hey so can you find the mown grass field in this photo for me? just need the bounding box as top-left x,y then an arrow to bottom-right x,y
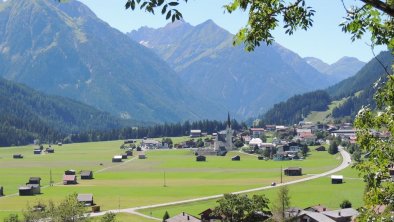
0,140 -> 346,220
139,167 -> 364,220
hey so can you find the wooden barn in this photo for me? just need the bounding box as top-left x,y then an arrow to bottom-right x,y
28,177 -> 41,185
125,150 -> 133,156
121,154 -> 128,159
138,154 -> 146,159
63,175 -> 77,185
112,155 -> 122,162
64,170 -> 76,175
46,148 -> 55,153
331,175 -> 343,184
231,155 -> 241,161
284,167 -> 302,176
19,186 -> 33,196
13,154 -> 23,159
80,171 -> 94,180
0,186 -> 3,196
26,184 -> 40,195
77,194 -> 94,206
315,146 -> 326,151
196,155 -> 206,162
33,149 -> 41,155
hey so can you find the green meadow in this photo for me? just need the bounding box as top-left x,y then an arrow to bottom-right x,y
0,140 -> 351,221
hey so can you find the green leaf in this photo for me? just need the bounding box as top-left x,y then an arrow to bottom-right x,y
166,10 -> 172,20
168,2 -> 179,6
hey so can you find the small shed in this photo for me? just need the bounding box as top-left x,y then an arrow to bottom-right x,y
0,186 -> 3,196
112,155 -> 122,162
29,177 -> 41,185
125,150 -> 133,156
80,171 -> 93,180
138,154 -> 146,159
26,184 -> 40,194
315,146 -> 326,151
231,155 -> 241,161
257,156 -> 265,160
121,154 -> 128,159
77,194 -> 94,206
196,155 -> 206,162
46,148 -> 55,153
331,175 -> 343,184
13,154 -> 23,159
33,149 -> 41,155
19,186 -> 33,196
284,167 -> 302,176
64,170 -> 76,175
63,175 -> 77,185
58,142 -> 63,146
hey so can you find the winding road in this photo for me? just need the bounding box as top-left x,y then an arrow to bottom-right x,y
88,148 -> 352,221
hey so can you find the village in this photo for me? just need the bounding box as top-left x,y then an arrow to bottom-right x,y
1,114 -> 393,222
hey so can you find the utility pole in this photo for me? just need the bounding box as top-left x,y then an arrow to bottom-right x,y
163,171 -> 167,187
49,169 -> 54,187
280,165 -> 283,184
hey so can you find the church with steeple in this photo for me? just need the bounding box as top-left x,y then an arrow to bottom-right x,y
214,112 -> 234,151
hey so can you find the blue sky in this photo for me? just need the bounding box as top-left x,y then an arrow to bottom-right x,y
78,0 -> 386,64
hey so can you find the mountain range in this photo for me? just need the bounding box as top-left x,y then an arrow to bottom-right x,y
305,56 -> 365,83
129,20 -> 364,118
0,0 -> 224,123
0,76 -> 127,146
260,51 -> 393,124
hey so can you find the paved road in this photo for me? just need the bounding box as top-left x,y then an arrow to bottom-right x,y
88,148 -> 352,220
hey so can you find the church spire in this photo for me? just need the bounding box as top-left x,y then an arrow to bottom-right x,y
227,112 -> 231,128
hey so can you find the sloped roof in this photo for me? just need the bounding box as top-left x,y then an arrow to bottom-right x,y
166,212 -> 201,222
300,211 -> 336,222
80,171 -> 92,176
63,175 -> 76,181
322,208 -> 359,218
77,194 -> 93,202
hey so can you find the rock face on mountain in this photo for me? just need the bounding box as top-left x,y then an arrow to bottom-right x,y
129,20 -> 333,118
0,0 -> 224,122
305,56 -> 366,83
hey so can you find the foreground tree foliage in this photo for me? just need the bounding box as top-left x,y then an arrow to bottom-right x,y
21,193 -> 88,222
213,193 -> 270,222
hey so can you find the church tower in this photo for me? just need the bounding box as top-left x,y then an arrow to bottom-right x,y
225,112 -> 234,150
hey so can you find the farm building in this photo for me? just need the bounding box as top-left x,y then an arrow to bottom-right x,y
321,208 -> 359,221
19,186 -> 33,196
77,194 -> 94,206
190,129 -> 202,138
26,184 -> 40,194
250,128 -> 265,138
258,156 -> 265,160
121,154 -> 128,159
64,170 -> 76,175
331,175 -> 343,184
284,167 -> 302,176
196,155 -> 206,162
304,204 -> 329,212
112,155 -> 122,162
315,146 -> 326,151
231,155 -> 240,161
63,175 -> 77,185
165,212 -> 201,222
125,150 -> 133,156
13,154 -> 23,159
28,177 -> 41,185
124,139 -> 136,144
33,149 -> 41,155
0,186 -> 3,196
80,171 -> 93,180
58,142 -> 62,146
141,139 -> 160,149
46,148 -> 55,153
138,154 -> 146,159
